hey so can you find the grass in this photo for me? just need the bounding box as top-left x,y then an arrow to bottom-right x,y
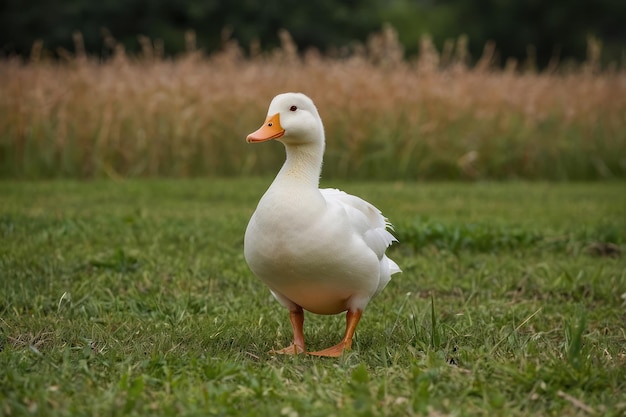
1,28 -> 625,180
1,179 -> 625,416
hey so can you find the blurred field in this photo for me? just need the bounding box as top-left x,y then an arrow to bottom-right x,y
1,28 -> 625,180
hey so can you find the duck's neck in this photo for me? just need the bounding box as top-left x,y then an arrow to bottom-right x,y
272,142 -> 324,190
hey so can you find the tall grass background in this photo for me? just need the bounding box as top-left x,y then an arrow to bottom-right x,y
1,27 -> 625,180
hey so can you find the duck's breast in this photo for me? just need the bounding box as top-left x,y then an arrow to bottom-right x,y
244,195 -> 381,313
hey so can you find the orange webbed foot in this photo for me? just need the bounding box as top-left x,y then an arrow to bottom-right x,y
307,341 -> 350,357
269,343 -> 305,355
308,309 -> 362,357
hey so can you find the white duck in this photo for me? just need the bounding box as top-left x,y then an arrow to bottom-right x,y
244,92 -> 401,357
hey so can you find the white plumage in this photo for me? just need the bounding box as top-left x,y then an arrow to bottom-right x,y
244,92 -> 401,356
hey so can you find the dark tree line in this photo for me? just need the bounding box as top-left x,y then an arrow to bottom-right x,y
1,0 -> 624,67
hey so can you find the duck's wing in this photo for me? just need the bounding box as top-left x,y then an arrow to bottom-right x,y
320,188 -> 398,260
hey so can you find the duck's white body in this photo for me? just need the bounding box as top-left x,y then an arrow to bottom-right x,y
244,93 -> 400,356
246,186 -> 398,315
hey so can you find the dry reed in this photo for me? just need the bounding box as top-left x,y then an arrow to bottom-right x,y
1,27 -> 625,180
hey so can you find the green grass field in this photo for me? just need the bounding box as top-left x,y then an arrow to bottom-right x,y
1,179 -> 625,416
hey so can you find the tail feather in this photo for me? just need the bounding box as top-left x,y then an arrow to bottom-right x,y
387,257 -> 402,275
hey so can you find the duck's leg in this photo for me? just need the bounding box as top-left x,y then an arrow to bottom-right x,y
309,309 -> 362,357
270,306 -> 306,354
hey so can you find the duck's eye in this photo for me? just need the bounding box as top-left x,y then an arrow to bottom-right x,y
289,105 -> 297,112
268,122 -> 273,127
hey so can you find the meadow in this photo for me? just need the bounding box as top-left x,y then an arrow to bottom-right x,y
1,179 -> 625,416
1,28 -> 625,180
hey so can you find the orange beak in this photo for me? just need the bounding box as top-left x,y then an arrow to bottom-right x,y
246,113 -> 285,143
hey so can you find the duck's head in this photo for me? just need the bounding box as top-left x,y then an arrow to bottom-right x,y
246,93 -> 324,146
